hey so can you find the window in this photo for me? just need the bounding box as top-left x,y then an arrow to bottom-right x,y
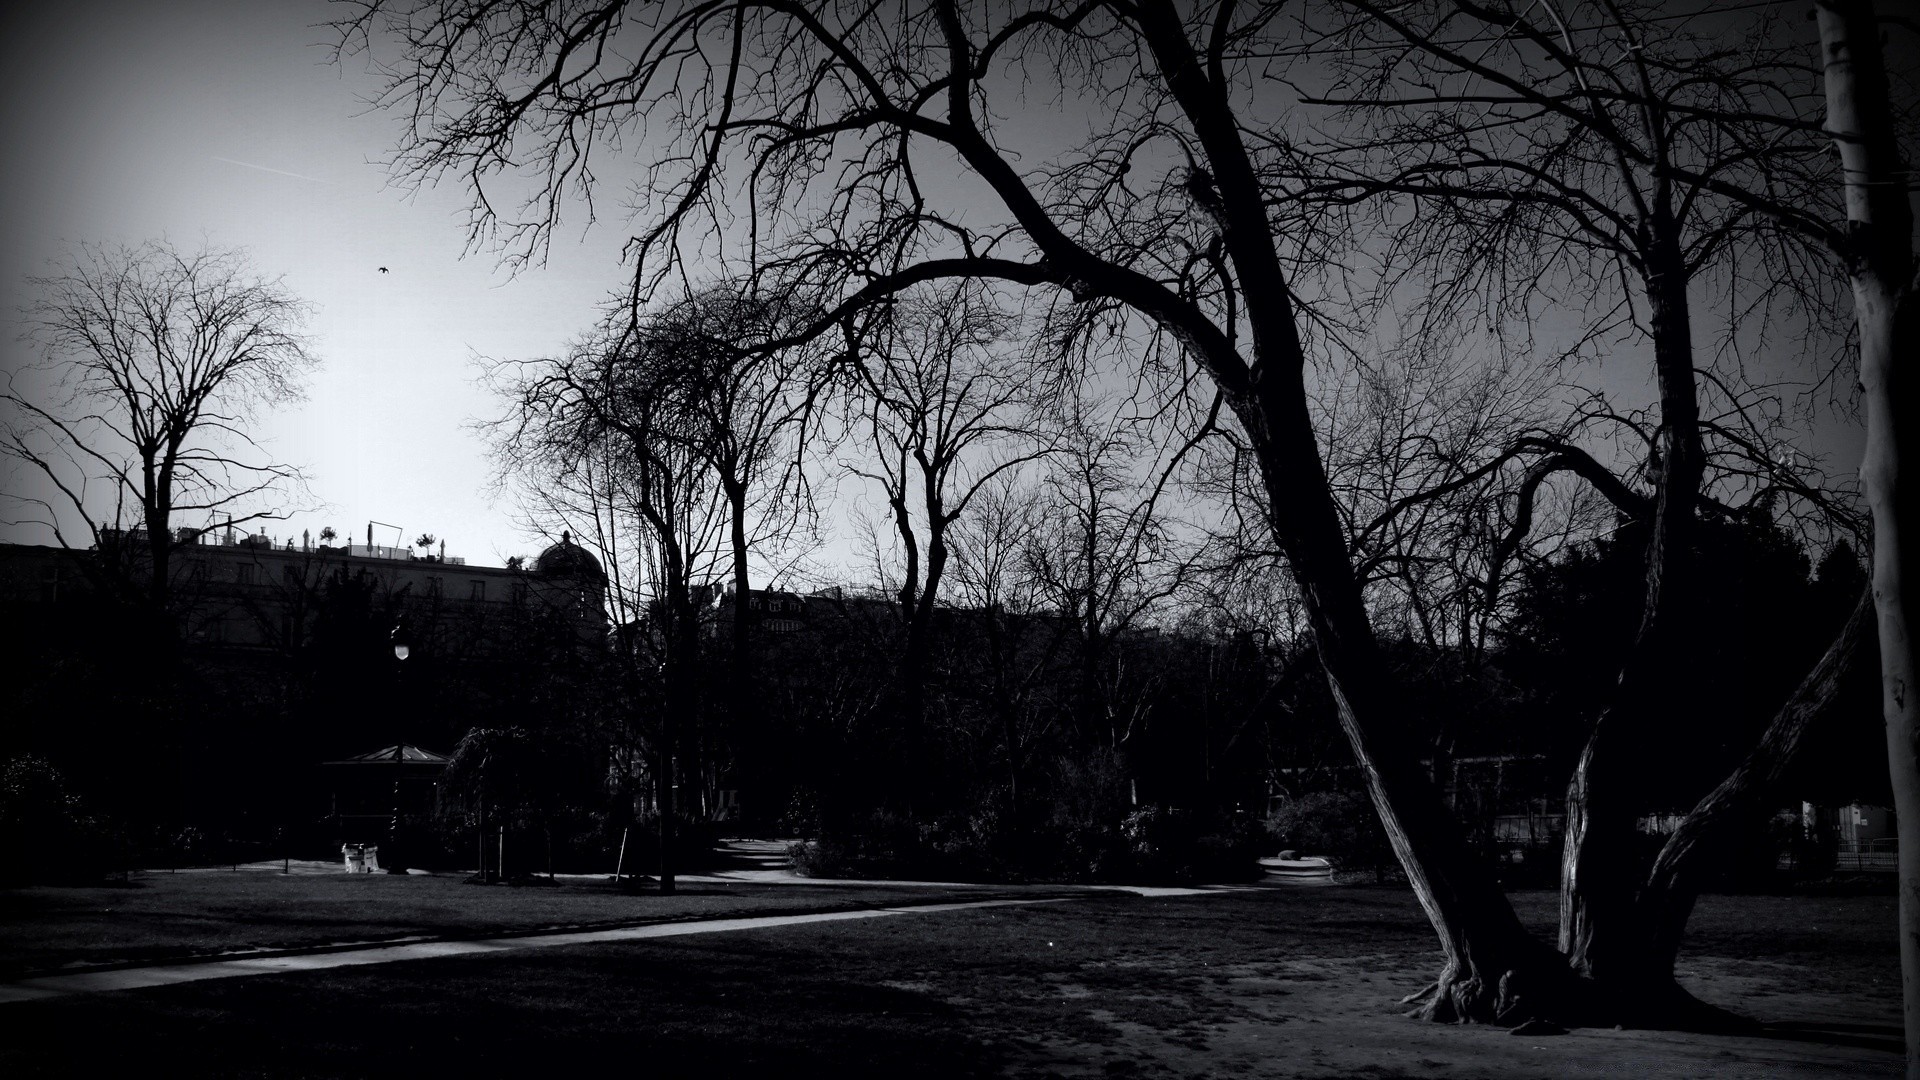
235,564 -> 255,585
283,565 -> 302,586
469,579 -> 486,601
511,583 -> 528,605
427,576 -> 442,596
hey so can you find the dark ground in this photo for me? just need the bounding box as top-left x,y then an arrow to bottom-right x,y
0,869 -> 1026,976
0,877 -> 1899,1078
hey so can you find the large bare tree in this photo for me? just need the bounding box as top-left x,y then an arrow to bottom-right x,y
337,0 -> 1573,1022
3,240 -> 318,616
1299,0 -> 1871,1010
340,0 -> 1881,1025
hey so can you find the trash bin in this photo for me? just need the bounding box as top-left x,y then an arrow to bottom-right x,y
342,844 -> 367,873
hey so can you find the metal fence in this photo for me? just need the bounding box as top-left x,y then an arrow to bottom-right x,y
1833,838 -> 1898,872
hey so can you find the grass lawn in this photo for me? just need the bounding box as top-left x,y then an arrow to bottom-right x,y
0,881 -> 1899,1078
0,870 -> 1034,976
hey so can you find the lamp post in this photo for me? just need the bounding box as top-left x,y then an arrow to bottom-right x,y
387,618 -> 412,873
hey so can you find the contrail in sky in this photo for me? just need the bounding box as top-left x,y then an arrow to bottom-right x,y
211,157 -> 334,184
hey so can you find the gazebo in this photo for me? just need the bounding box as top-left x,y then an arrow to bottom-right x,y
323,744 -> 451,852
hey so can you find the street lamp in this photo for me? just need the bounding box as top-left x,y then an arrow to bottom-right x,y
385,617 -> 413,872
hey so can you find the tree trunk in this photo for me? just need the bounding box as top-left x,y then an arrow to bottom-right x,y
145,511 -> 171,614
657,736 -> 676,893
1558,229 -> 1705,994
727,482 -> 755,822
898,613 -> 932,810
1816,4 -> 1918,1071
658,577 -> 701,896
899,500 -> 950,812
1642,588 -> 1874,976
1251,372 -> 1558,1023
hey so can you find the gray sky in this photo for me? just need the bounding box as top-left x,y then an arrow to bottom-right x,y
0,0 -> 630,566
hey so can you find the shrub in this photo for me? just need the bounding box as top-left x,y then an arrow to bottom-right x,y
784,781 -> 1262,885
1123,804 -> 1265,884
786,839 -> 848,877
1046,751 -> 1131,881
783,814 -> 904,879
774,789 -> 823,838
0,754 -> 111,884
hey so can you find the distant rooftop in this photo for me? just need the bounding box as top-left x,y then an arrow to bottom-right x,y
98,526 -> 472,566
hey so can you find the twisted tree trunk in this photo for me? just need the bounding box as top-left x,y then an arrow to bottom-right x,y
1643,589 -> 1874,976
1247,360 -> 1560,1022
1558,224 -> 1706,996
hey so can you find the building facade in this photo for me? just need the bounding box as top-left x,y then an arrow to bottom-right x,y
0,528 -> 613,860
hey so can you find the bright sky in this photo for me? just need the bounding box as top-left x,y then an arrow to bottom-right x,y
0,0 -> 1869,576
0,0 -> 628,567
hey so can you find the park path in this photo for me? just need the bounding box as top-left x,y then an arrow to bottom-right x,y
689,839 -> 1281,894
0,897 -> 1072,1006
0,840 -> 1288,1007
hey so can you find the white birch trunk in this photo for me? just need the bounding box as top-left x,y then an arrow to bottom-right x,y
1816,3 -> 1918,1073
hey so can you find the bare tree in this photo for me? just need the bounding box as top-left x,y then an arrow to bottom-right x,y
618,283 -> 825,815
1027,392 -> 1205,766
491,313 -> 738,893
1302,0 -> 1876,1011
3,240 -> 318,617
946,471 -> 1062,822
1318,349 -> 1595,663
339,0 -> 1878,1024
340,0 -> 1550,1021
840,283 -> 1049,772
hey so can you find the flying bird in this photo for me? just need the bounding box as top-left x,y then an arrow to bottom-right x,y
377,267 -> 390,274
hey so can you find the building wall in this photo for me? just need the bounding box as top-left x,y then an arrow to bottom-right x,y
0,531 -> 609,654
0,534 -> 615,851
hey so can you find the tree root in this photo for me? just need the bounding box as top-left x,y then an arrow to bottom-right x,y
1402,964 -> 1760,1033
1400,965 -> 1541,1024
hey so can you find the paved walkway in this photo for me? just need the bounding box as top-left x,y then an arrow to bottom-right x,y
189,840 -> 1288,895
163,840 -> 1327,892
1,840 -> 1298,1006
685,840 -> 1258,896
0,897 -> 1072,1006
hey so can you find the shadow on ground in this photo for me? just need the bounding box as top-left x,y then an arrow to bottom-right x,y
3,943 -> 997,1078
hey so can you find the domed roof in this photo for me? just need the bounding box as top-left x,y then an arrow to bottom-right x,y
534,531 -> 605,580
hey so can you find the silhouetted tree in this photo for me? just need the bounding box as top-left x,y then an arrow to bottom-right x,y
3,240 -> 318,619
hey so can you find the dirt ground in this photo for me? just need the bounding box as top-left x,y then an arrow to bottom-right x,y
1003,950 -> 1898,1079
848,889 -> 1902,1079
0,881 -> 1899,1077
